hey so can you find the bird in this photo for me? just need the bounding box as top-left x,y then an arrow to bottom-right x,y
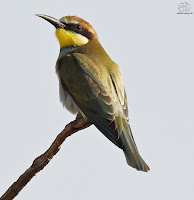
37,14 -> 150,172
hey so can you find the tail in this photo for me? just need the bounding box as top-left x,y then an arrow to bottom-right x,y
120,121 -> 150,172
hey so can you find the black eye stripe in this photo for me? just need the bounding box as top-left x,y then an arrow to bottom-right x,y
65,23 -> 81,31
64,23 -> 93,39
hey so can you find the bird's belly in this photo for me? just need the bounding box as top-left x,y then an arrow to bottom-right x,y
59,84 -> 79,114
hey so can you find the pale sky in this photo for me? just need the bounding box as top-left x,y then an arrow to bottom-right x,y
0,0 -> 194,199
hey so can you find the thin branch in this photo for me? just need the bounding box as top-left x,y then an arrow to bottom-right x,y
0,114 -> 92,200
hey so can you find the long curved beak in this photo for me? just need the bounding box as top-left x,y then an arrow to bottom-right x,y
36,14 -> 66,29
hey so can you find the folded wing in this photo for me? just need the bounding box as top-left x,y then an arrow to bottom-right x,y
59,53 -> 149,171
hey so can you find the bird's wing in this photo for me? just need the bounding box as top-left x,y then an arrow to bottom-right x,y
60,53 -> 123,147
73,53 -> 129,130
59,53 -> 149,171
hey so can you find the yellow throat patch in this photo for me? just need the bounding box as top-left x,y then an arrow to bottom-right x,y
56,28 -> 89,48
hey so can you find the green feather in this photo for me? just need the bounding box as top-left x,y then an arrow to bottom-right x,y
58,39 -> 149,171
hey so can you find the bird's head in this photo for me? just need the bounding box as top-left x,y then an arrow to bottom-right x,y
37,14 -> 97,49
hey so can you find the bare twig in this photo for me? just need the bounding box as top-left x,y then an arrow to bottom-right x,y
0,114 -> 92,200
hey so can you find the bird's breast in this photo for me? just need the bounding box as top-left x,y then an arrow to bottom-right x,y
59,83 -> 79,114
56,55 -> 79,114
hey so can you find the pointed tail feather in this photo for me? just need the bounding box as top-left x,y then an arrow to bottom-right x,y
120,125 -> 150,172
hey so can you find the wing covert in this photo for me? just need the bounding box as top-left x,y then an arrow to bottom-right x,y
59,53 -> 128,148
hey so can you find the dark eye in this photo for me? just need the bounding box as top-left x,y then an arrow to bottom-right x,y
76,24 -> 82,30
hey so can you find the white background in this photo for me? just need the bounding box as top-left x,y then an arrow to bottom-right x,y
0,0 -> 194,199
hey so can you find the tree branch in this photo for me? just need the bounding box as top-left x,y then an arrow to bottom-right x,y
0,114 -> 92,200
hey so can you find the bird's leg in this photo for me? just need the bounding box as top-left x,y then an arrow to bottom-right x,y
76,110 -> 88,120
76,111 -> 83,119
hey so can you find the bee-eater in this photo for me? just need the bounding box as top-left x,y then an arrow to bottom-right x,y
37,14 -> 150,172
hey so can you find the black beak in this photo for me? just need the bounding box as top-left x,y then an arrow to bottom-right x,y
36,14 -> 66,29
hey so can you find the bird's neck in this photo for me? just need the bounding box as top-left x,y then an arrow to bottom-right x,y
58,39 -> 112,65
58,46 -> 79,60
